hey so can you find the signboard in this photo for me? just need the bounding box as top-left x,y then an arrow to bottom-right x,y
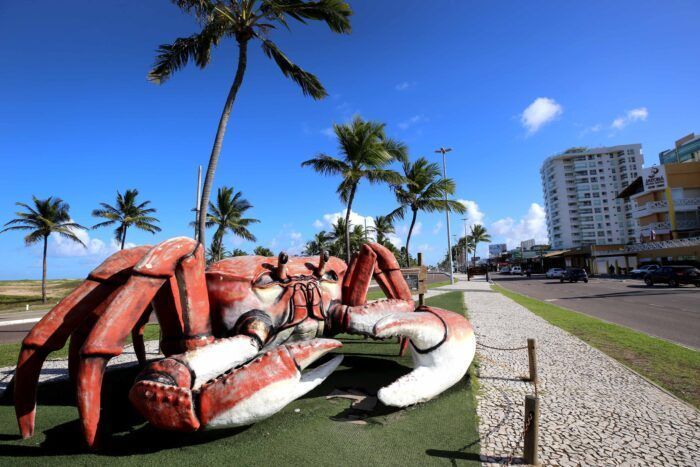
642,166 -> 667,191
401,266 -> 427,294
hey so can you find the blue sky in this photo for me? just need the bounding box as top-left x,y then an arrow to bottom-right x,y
1,0 -> 699,279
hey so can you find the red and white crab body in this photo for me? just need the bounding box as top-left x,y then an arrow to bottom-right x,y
13,237 -> 476,447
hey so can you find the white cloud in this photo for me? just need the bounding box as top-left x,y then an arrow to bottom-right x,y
269,225 -> 306,255
520,97 -> 563,134
312,219 -> 324,229
490,203 -> 548,249
416,243 -> 433,253
395,81 -> 416,91
48,224 -> 132,259
432,221 -> 443,235
611,107 -> 648,130
321,127 -> 335,138
397,114 -> 427,130
317,209 -> 376,234
456,199 -> 485,231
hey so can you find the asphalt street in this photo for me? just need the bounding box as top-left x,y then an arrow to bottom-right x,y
493,274 -> 700,349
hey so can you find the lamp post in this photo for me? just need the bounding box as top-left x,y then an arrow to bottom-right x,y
435,147 -> 454,284
463,217 -> 470,281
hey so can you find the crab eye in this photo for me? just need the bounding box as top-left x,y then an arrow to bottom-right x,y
322,270 -> 338,282
254,273 -> 276,287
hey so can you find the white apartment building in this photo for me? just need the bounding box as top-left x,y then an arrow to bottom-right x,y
541,144 -> 644,249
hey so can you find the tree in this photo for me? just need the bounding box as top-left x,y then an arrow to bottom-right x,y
231,248 -> 248,257
469,224 -> 491,266
326,217 -> 366,259
92,189 -> 161,249
302,117 -> 406,262
303,230 -> 332,255
202,186 -> 258,262
253,246 -> 274,257
388,157 -> 467,266
1,197 -> 87,303
150,1 -> 352,247
370,215 -> 394,246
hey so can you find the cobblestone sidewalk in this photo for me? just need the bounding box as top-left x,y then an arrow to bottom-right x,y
454,277 -> 699,466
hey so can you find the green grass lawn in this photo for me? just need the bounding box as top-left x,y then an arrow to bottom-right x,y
0,292 -> 479,465
366,280 -> 454,301
0,279 -> 83,313
492,284 -> 700,408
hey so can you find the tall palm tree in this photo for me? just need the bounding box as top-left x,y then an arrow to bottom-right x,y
253,246 -> 274,257
92,189 -> 161,249
1,197 -> 86,303
370,215 -> 395,246
203,186 -> 259,262
150,1 -> 352,247
469,224 -> 491,266
388,157 -> 467,267
304,230 -> 331,255
302,117 -> 406,261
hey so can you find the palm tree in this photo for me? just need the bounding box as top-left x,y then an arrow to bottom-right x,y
202,186 -> 259,262
469,224 -> 491,267
253,246 -> 274,257
304,230 -> 331,255
388,157 -> 467,267
370,215 -> 394,246
92,189 -> 161,249
302,117 -> 406,261
150,1 -> 352,247
1,197 -> 87,303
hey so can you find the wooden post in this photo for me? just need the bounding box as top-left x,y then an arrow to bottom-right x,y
527,338 -> 537,382
523,395 -> 540,466
418,252 -> 425,307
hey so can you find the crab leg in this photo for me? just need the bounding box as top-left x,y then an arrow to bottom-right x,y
76,237 -> 213,447
14,245 -> 151,439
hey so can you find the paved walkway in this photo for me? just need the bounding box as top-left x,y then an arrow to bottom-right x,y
451,277 -> 699,466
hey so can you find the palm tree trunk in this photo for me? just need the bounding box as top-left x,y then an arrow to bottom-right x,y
405,209 -> 418,267
344,183 -> 358,262
121,225 -> 127,250
197,40 -> 249,247
41,235 -> 48,303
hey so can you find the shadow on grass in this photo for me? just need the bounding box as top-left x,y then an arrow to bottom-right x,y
0,351 -> 418,457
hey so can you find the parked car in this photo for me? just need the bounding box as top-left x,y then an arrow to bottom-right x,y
560,268 -> 588,283
643,266 -> 700,287
546,268 -> 565,279
630,264 -> 660,279
510,266 -> 523,275
499,266 -> 510,274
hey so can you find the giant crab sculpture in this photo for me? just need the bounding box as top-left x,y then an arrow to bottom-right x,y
14,237 -> 475,448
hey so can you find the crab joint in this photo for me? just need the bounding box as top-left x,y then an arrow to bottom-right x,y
276,252 -> 289,281
315,250 -> 330,277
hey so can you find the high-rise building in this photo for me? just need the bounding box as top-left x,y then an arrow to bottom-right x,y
541,144 -> 644,249
520,239 -> 536,251
659,133 -> 700,165
489,243 -> 507,258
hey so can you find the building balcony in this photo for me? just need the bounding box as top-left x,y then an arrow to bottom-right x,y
633,197 -> 700,217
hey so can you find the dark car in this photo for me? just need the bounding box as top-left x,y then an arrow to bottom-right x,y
560,268 -> 588,283
644,266 -> 700,287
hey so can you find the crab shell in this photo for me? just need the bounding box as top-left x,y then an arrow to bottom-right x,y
205,255 -> 348,340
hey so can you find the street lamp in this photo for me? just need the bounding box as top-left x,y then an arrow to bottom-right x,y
435,147 -> 454,284
462,217 -> 470,281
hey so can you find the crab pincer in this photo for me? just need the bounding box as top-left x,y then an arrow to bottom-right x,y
129,338 -> 343,430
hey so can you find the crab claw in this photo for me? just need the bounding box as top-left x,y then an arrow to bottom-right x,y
344,303 -> 476,407
197,338 -> 343,429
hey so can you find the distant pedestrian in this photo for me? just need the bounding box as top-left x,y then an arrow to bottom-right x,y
608,264 -> 615,277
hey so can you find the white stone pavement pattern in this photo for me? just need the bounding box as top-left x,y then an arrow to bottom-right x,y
448,276 -> 700,466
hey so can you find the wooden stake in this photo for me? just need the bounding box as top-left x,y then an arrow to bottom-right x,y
527,338 -> 537,382
524,395 -> 540,466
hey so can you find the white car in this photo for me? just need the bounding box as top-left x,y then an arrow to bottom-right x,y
546,268 -> 565,279
630,264 -> 660,279
499,266 -> 510,274
511,266 -> 523,275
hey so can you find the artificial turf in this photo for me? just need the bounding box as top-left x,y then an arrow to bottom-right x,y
0,291 -> 479,465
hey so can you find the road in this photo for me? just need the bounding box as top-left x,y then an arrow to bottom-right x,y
492,274 -> 700,349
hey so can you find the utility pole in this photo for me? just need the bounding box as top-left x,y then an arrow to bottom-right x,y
435,147 -> 454,284
194,165 -> 202,240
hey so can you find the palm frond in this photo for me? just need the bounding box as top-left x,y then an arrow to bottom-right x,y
260,39 -> 327,99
